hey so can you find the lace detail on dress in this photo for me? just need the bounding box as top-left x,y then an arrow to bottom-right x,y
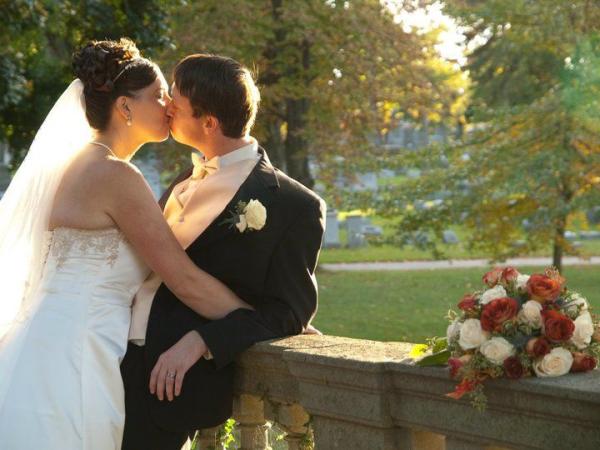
49,227 -> 124,269
41,232 -> 53,268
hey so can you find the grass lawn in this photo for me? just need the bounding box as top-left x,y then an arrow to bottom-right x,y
312,266 -> 600,343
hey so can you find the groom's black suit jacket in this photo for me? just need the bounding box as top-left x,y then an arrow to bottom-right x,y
143,148 -> 325,431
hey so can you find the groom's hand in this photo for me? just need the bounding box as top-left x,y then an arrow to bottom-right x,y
303,324 -> 322,335
149,330 -> 207,401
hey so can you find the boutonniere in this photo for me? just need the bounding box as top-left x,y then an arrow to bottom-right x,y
221,199 -> 267,233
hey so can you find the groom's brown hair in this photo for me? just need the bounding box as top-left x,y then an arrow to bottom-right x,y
173,54 -> 260,138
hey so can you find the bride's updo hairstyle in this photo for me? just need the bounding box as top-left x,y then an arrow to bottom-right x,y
72,38 -> 160,131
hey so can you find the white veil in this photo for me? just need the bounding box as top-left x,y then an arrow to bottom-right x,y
0,79 -> 92,339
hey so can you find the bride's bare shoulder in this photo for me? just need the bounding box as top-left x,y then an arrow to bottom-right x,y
79,148 -> 144,186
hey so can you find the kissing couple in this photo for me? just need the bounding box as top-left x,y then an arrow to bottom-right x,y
0,38 -> 325,450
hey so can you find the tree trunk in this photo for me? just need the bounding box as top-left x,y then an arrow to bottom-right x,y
264,120 -> 286,171
285,97 -> 313,187
258,0 -> 286,170
552,218 -> 566,273
283,38 -> 313,188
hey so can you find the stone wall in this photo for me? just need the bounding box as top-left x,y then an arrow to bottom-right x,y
197,335 -> 600,449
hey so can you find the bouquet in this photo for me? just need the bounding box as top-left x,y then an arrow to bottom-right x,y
415,267 -> 600,409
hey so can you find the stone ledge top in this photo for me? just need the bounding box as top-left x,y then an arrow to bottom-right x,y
240,335 -> 600,401
244,334 -> 414,367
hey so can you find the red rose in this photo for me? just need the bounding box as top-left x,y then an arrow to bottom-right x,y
483,268 -> 504,287
480,297 -> 519,332
503,356 -> 525,379
458,294 -> 478,311
525,337 -> 551,358
543,310 -> 575,342
448,357 -> 463,378
448,354 -> 472,378
571,352 -> 597,373
527,273 -> 564,303
501,267 -> 520,284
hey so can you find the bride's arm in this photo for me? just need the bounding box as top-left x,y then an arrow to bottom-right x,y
101,159 -> 251,318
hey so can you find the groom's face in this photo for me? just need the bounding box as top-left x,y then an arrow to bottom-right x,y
167,83 -> 204,148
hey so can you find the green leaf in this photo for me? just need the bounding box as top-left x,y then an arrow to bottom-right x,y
416,349 -> 451,367
431,336 -> 448,353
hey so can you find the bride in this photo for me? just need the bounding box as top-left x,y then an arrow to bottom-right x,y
0,38 -> 250,449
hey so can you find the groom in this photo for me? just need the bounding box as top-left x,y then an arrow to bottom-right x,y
120,54 -> 326,450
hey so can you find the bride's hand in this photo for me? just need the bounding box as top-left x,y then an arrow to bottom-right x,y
149,331 -> 207,401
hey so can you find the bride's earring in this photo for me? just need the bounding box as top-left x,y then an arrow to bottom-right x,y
126,116 -> 132,127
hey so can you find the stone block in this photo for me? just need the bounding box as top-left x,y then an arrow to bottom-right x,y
312,416 -> 397,450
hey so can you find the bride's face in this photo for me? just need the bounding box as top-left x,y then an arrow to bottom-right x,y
126,73 -> 171,143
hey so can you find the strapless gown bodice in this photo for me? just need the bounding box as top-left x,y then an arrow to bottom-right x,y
40,227 -> 149,305
0,227 -> 150,450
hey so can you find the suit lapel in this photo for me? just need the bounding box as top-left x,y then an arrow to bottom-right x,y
189,147 -> 279,249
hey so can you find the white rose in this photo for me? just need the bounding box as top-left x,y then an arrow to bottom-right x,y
446,319 -> 462,343
236,215 -> 248,232
458,318 -> 490,350
533,347 -> 573,377
516,274 -> 530,291
570,311 -> 594,349
518,300 -> 543,328
564,293 -> 589,316
244,199 -> 267,230
480,337 -> 515,365
480,285 -> 507,305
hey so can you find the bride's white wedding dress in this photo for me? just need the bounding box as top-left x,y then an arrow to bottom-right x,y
0,226 -> 149,449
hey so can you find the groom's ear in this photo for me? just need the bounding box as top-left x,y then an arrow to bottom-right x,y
203,115 -> 221,134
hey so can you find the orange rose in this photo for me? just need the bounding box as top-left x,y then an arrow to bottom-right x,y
483,267 -> 520,288
482,268 -> 504,287
501,267 -> 520,284
527,274 -> 564,302
446,378 -> 482,400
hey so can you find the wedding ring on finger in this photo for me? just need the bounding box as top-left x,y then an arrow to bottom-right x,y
166,371 -> 176,380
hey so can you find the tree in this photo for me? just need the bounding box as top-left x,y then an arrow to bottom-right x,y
159,0 -> 461,189
377,0 -> 600,272
0,0 -> 177,170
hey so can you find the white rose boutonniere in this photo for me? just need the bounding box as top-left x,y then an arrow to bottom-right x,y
244,199 -> 267,230
222,199 -> 267,233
